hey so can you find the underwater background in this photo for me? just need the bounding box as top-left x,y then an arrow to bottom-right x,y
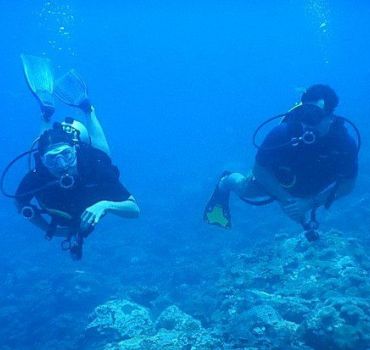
1,1 -> 370,349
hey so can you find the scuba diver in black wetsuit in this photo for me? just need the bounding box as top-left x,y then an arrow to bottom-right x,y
14,123 -> 139,260
204,84 -> 359,241
1,55 -> 139,260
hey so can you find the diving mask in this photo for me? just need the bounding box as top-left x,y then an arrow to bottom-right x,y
42,144 -> 77,170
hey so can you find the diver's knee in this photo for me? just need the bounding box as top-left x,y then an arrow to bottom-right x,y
220,172 -> 247,192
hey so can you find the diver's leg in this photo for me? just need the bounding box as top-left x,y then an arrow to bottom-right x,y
204,172 -> 266,228
219,172 -> 248,197
40,118 -> 51,134
39,101 -> 55,133
83,106 -> 111,156
220,172 -> 267,199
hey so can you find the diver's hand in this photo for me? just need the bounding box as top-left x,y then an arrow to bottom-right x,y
80,201 -> 108,231
280,198 -> 313,223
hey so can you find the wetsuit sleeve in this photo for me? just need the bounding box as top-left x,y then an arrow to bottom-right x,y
109,182 -> 131,201
336,136 -> 358,180
255,124 -> 290,169
100,177 -> 132,202
15,172 -> 39,208
92,149 -> 132,201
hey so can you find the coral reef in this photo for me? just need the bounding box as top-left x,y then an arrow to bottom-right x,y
2,228 -> 370,350
79,229 -> 370,350
211,229 -> 370,349
84,302 -> 221,350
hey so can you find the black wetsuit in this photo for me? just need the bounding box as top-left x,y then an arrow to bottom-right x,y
16,145 -> 131,231
255,118 -> 358,197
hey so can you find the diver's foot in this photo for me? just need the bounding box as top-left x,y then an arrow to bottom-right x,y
203,171 -> 232,229
41,105 -> 55,122
78,98 -> 92,113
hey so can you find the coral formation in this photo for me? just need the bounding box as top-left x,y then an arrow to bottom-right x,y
85,302 -> 221,349
79,229 -> 370,350
2,228 -> 370,350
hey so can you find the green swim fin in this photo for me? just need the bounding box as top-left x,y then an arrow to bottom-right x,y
203,173 -> 231,229
54,69 -> 89,108
21,54 -> 55,120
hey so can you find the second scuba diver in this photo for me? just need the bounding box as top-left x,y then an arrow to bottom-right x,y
2,55 -> 139,260
204,84 -> 359,240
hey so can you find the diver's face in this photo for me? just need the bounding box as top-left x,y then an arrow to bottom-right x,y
42,143 -> 78,177
303,116 -> 333,138
315,115 -> 334,136
304,99 -> 333,137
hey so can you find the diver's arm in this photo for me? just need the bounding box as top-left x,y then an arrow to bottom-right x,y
83,106 -> 111,156
279,178 -> 356,223
312,178 -> 356,207
336,178 -> 356,197
252,165 -> 309,223
29,215 -> 50,232
253,162 -> 293,203
40,119 -> 52,134
103,196 -> 140,218
80,196 -> 140,231
15,173 -> 51,233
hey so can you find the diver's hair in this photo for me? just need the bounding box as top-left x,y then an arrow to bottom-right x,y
38,123 -> 74,155
301,84 -> 339,114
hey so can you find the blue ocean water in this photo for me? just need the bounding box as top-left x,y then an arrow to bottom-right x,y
1,1 -> 370,349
